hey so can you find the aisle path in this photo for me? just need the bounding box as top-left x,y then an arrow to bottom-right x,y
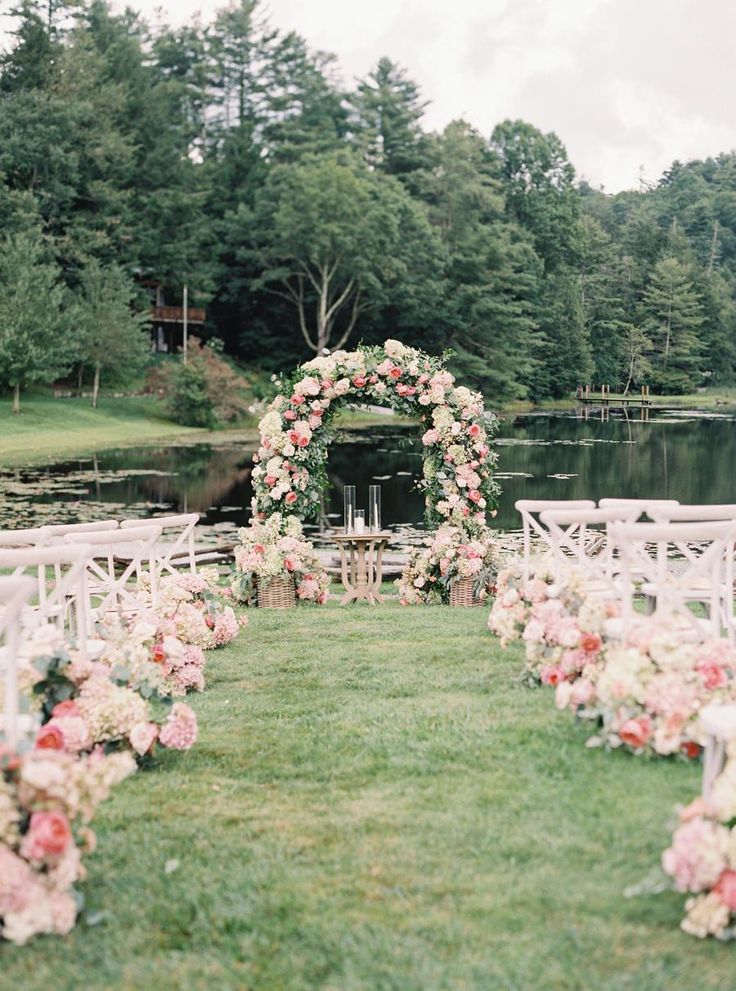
3,602 -> 728,991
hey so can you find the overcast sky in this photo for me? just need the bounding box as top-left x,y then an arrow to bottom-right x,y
115,0 -> 735,191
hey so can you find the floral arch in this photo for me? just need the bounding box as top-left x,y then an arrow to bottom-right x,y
251,340 -> 499,535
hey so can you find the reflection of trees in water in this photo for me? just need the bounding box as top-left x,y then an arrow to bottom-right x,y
495,414 -> 736,529
122,446 -> 253,513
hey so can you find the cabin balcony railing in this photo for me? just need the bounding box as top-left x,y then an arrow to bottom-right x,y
151,305 -> 206,324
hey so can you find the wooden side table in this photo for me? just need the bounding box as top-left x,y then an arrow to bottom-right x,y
332,532 -> 392,605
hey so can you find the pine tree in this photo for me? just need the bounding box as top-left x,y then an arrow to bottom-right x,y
641,257 -> 705,392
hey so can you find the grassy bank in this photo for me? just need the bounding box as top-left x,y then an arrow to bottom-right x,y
1,600 -> 729,991
0,395 -> 212,463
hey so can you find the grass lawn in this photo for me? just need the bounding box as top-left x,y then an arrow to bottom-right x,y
0,395 -> 209,463
1,599 -> 731,991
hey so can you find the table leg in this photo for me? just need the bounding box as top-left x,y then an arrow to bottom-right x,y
339,542 -> 357,604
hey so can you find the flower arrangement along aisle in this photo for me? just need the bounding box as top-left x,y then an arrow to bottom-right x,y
661,741 -> 736,939
230,513 -> 330,605
487,557 -> 736,758
0,741 -> 135,944
137,568 -> 242,651
487,559 -> 615,684
397,525 -> 501,605
21,626 -> 198,762
251,340 -> 498,539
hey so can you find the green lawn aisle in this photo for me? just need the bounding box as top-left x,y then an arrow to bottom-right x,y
2,600 -> 732,991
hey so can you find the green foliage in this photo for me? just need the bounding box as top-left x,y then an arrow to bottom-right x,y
72,260 -> 150,405
0,227 -> 71,411
2,0 -> 736,404
166,362 -> 216,428
159,337 -> 250,426
641,257 -> 705,392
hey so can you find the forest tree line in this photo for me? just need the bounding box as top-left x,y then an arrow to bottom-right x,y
1,0 -> 735,406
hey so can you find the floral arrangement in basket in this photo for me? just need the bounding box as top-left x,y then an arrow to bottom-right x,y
20,626 -> 198,762
0,741 -> 135,944
137,568 -> 243,650
397,525 -> 501,605
230,513 -> 330,606
251,340 -> 498,532
660,742 -> 736,938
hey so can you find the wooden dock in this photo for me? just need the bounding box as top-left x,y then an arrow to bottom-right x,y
576,385 -> 652,407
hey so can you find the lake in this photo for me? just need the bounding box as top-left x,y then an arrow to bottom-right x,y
1,407 -> 733,544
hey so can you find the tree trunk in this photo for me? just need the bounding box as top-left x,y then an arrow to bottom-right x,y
12,383 -> 20,415
92,362 -> 101,409
76,364 -> 84,398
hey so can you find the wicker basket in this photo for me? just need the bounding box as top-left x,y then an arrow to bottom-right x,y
449,577 -> 483,608
257,576 -> 296,609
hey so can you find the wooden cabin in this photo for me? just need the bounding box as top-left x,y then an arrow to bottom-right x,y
143,281 -> 206,353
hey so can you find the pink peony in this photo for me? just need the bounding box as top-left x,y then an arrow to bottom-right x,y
21,811 -> 72,863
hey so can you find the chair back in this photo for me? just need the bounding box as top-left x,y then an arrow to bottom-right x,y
609,519 -> 736,639
63,526 -> 162,618
0,545 -> 92,649
514,500 -> 596,576
0,576 -> 37,749
120,513 -> 199,576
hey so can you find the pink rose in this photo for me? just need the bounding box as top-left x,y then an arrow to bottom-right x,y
580,632 -> 602,654
388,366 -> 402,379
467,423 -> 481,437
696,661 -> 728,690
540,665 -> 565,686
21,811 -> 72,862
619,715 -> 653,749
51,700 -> 79,718
35,724 -> 65,751
714,870 -> 736,909
291,395 -> 305,406
284,409 -> 297,421
298,436 -> 309,448
468,490 -> 481,504
352,375 -> 367,387
285,492 -> 298,505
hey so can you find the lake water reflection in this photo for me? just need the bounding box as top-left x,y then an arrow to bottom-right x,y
1,407 -> 733,539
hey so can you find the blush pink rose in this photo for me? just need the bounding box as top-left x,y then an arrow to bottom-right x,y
34,724 -> 65,751
21,811 -> 72,862
51,700 -> 80,718
619,715 -> 653,749
283,409 -> 297,421
285,492 -> 298,505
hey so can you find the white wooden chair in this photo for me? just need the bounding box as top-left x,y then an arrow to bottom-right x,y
0,545 -> 92,653
515,500 -> 596,577
0,520 -> 120,549
539,505 -> 640,597
699,704 -> 736,797
63,526 -> 162,624
0,576 -> 37,749
598,498 -> 680,520
645,504 -> 736,524
609,520 -> 736,641
120,513 -> 199,577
